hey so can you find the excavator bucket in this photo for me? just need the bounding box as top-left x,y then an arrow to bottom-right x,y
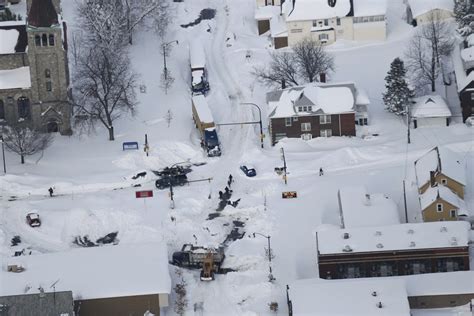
200,252 -> 215,281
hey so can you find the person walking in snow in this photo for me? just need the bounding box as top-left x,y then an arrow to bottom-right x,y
319,168 -> 324,176
218,191 -> 223,200
48,187 -> 54,197
225,186 -> 230,195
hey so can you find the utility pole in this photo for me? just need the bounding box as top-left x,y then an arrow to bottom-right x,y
403,180 -> 408,223
253,232 -> 275,282
144,134 -> 149,157
162,40 -> 178,81
0,135 -> 6,174
406,103 -> 411,144
280,147 -> 287,185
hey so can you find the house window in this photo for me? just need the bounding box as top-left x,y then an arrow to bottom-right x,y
441,178 -> 447,185
17,97 -> 30,119
319,33 -> 329,41
308,106 -> 312,111
35,35 -> 41,46
301,122 -> 311,131
45,69 -> 51,78
41,34 -> 47,46
312,20 -> 317,27
336,17 -> 341,25
450,210 -> 457,218
471,92 -> 474,100
285,117 -> 292,126
324,19 -> 329,26
320,115 -> 331,124
320,129 -> 332,137
0,100 -> 4,119
48,34 -> 55,46
301,133 -> 312,141
436,203 -> 443,212
46,81 -> 52,92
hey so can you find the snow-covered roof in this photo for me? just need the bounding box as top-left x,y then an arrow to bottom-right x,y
453,44 -> 474,92
411,95 -> 451,118
254,5 -> 279,20
284,0 -> 352,22
1,243 -> 171,300
189,40 -> 206,69
288,277 -> 410,316
268,83 -> 356,119
461,46 -> 474,63
414,146 -> 466,188
339,186 -> 400,228
419,185 -> 468,215
353,0 -> 387,17
0,66 -> 31,90
407,0 -> 454,19
399,271 -> 474,297
192,95 -> 214,124
270,11 -> 288,37
467,34 -> 474,47
0,29 -> 19,54
317,221 -> 470,255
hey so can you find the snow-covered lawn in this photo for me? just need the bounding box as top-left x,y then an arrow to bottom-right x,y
1,0 -> 473,315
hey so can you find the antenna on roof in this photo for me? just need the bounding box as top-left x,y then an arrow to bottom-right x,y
50,279 -> 60,304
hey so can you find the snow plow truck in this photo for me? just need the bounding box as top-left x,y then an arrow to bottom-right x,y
192,95 -> 221,157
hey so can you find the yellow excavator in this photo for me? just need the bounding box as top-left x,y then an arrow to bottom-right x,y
200,251 -> 215,281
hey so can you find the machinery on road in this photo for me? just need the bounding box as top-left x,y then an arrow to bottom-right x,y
172,244 -> 225,272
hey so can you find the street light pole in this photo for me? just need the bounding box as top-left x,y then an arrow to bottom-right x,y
281,147 -> 287,185
168,159 -> 190,209
0,135 -> 5,174
253,232 -> 274,281
162,40 -> 178,81
241,102 -> 264,149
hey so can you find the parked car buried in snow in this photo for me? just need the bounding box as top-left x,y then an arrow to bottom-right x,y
240,165 -> 256,177
26,213 -> 41,227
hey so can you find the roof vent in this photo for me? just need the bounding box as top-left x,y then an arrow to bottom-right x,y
343,232 -> 350,239
450,237 -> 458,246
364,194 -> 371,206
375,231 -> 382,236
409,241 -> 416,247
342,245 -> 353,252
372,291 -> 377,297
440,226 -> 448,232
377,302 -> 383,308
376,243 -> 384,249
407,229 -> 414,234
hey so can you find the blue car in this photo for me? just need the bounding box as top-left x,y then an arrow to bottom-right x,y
240,165 -> 256,177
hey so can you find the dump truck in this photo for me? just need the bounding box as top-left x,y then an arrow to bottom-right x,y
192,95 -> 221,157
189,40 -> 210,94
172,244 -> 225,271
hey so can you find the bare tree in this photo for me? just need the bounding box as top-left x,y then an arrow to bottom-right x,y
293,37 -> 335,83
124,0 -> 171,44
253,37 -> 334,88
405,13 -> 454,93
160,68 -> 175,94
73,46 -> 138,141
164,109 -> 173,128
253,51 -> 300,88
2,124 -> 53,164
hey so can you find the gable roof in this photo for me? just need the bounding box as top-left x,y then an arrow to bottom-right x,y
414,146 -> 466,188
407,0 -> 454,19
0,21 -> 27,53
419,185 -> 468,214
453,44 -> 474,92
283,0 -> 353,22
411,95 -> 451,118
268,82 -> 359,119
28,0 -> 58,28
0,291 -> 74,316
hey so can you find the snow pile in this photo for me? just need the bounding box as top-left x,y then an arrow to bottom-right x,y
339,186 -> 400,228
407,0 -> 454,19
1,243 -> 171,300
0,29 -> 19,54
317,221 -> 470,255
0,66 -> 31,89
288,277 -> 410,316
353,0 -> 387,17
411,95 -> 451,118
284,0 -> 352,21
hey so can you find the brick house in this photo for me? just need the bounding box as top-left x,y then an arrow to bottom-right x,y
316,221 -> 471,280
267,82 -> 368,145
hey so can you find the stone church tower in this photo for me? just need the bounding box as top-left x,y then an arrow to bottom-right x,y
26,0 -> 71,134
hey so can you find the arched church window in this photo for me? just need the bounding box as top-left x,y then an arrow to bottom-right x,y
41,34 -> 47,46
35,35 -> 41,46
0,100 -> 4,120
17,97 -> 30,119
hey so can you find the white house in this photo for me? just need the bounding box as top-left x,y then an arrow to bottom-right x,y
405,0 -> 454,26
411,95 -> 452,128
255,0 -> 387,48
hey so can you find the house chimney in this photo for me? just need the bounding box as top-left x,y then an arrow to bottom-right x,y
429,170 -> 437,187
319,73 -> 326,83
364,193 -> 371,205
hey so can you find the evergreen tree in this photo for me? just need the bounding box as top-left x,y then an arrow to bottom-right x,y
454,0 -> 474,37
383,58 -> 413,114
